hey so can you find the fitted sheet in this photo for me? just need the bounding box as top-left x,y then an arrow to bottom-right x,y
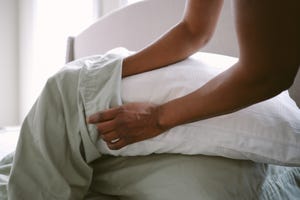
1,151 -> 300,200
89,154 -> 300,200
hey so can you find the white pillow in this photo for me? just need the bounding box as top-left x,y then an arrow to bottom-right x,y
97,52 -> 300,166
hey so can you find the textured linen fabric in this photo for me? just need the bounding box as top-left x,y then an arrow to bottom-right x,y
89,154 -> 300,200
2,152 -> 300,200
98,52 -> 300,166
7,50 -> 124,200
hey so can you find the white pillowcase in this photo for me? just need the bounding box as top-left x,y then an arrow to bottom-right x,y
97,52 -> 300,166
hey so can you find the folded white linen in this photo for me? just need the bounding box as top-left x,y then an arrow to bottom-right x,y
96,50 -> 300,166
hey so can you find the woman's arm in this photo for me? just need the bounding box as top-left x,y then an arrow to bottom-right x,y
122,0 -> 224,77
88,0 -> 300,150
158,0 -> 300,128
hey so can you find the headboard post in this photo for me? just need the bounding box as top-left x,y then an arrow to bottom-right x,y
65,36 -> 75,63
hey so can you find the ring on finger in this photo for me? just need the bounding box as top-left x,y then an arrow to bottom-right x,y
110,138 -> 120,143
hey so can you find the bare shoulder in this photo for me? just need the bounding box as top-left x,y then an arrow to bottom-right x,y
233,0 -> 300,78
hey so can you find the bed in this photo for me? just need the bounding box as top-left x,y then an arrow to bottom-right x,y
1,0 -> 300,199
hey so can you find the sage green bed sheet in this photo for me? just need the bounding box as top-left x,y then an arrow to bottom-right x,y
89,154 -> 300,200
1,153 -> 300,200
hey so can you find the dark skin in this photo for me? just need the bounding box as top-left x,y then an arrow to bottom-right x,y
88,0 -> 300,150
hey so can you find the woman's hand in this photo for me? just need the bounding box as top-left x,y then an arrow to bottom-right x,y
87,102 -> 166,150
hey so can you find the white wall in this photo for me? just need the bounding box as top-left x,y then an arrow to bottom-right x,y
202,0 -> 238,57
0,0 -> 109,126
18,0 -> 95,122
0,0 -> 19,126
121,0 -> 239,57
18,0 -> 36,124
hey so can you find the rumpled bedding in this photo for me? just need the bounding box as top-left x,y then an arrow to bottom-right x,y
1,48 -> 300,199
2,152 -> 300,200
6,50 -> 125,199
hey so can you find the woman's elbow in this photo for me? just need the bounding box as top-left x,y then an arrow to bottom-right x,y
259,71 -> 296,96
273,65 -> 299,93
179,20 -> 213,49
278,73 -> 297,92
237,62 -> 298,100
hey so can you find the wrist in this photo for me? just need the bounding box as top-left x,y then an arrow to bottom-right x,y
156,104 -> 177,131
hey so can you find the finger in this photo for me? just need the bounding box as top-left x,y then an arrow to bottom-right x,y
87,107 -> 120,123
96,120 -> 116,134
107,139 -> 127,150
100,131 -> 119,143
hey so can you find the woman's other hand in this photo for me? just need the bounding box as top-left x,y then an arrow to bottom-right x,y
87,102 -> 165,150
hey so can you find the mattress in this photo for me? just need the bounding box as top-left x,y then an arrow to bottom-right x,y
0,127 -> 19,160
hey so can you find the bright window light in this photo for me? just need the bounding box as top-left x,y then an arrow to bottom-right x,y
35,0 -> 95,74
125,0 -> 142,5
21,0 -> 95,120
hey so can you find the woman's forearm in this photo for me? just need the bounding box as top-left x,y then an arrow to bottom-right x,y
157,62 -> 291,129
121,0 -> 224,77
122,21 -> 209,77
